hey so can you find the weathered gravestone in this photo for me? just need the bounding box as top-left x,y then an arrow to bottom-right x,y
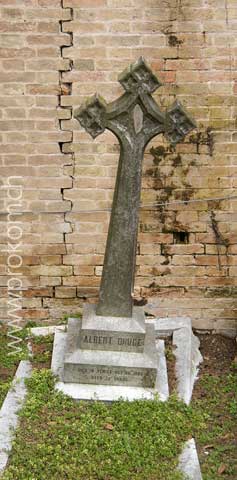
62,58 -> 196,390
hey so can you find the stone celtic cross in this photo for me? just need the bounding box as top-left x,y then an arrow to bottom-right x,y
74,58 -> 196,318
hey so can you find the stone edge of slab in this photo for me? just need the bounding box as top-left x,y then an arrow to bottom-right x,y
149,317 -> 203,405
0,360 -> 32,475
178,438 -> 203,480
31,325 -> 66,336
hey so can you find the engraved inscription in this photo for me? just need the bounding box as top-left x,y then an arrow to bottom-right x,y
64,364 -> 157,388
117,337 -> 144,347
80,332 -> 145,352
83,335 -> 112,346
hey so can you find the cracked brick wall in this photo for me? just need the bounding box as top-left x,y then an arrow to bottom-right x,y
0,0 -> 237,335
0,0 -> 76,322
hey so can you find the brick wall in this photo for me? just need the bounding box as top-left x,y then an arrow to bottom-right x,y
0,0 -> 75,322
1,0 -> 237,335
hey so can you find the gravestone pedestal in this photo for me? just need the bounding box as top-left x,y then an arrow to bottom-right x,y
63,304 -> 158,388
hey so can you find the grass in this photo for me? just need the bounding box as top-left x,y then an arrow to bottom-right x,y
0,324 -> 29,407
30,333 -> 54,367
0,326 -> 236,479
1,369 -> 204,480
192,366 -> 237,480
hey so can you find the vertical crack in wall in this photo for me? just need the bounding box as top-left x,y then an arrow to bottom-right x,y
210,210 -> 229,272
59,1 -> 74,255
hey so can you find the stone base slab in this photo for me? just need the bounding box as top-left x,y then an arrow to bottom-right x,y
49,315 -> 203,403
63,317 -> 158,388
52,331 -> 169,401
79,304 -> 146,353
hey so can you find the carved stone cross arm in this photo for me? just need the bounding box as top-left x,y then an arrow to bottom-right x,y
74,58 -> 196,318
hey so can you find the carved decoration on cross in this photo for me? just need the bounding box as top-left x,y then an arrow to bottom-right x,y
74,57 -> 196,318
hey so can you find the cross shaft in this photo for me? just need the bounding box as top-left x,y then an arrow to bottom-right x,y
75,57 -> 196,317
